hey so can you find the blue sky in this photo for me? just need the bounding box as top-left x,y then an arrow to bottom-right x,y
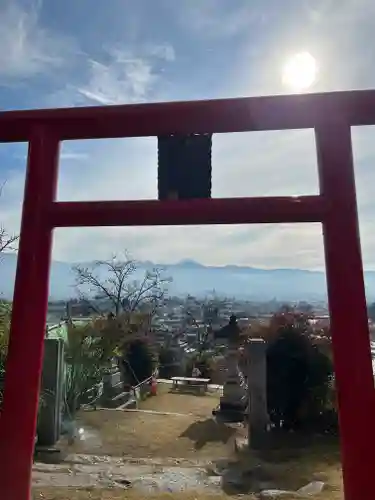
1,0 -> 375,270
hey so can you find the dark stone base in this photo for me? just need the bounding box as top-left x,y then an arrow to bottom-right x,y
34,446 -> 65,464
220,400 -> 247,412
212,403 -> 246,423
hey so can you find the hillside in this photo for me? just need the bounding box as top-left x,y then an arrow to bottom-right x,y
1,253 -> 375,301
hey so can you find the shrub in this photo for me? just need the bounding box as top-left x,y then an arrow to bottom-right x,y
0,301 -> 11,377
63,313 -> 154,413
158,346 -> 179,378
266,311 -> 334,432
123,338 -> 156,384
0,302 -> 11,409
64,321 -> 107,414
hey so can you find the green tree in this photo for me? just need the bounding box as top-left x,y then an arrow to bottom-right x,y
0,301 -> 11,406
158,346 -> 178,378
0,301 -> 11,373
64,321 -> 110,414
123,338 -> 156,385
0,302 -> 46,425
64,312 -> 154,414
266,311 -> 333,431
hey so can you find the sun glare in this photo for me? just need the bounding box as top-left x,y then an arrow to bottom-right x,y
282,52 -> 318,92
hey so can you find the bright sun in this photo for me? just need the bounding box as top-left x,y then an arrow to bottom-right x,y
282,52 -> 318,92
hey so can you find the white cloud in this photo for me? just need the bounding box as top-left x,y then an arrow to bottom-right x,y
76,57 -> 154,105
147,44 -> 175,62
50,128 -> 323,267
14,150 -> 89,162
73,44 -> 175,106
0,1 -> 77,84
60,152 -> 89,161
53,224 -> 325,270
3,0 -> 375,273
173,0 -> 267,39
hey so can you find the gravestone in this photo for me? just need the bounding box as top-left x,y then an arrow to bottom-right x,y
246,338 -> 269,449
100,364 -> 128,408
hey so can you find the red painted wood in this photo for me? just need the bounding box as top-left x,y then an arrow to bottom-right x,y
0,128 -> 59,500
316,122 -> 374,500
49,196 -> 326,227
0,90 -> 375,141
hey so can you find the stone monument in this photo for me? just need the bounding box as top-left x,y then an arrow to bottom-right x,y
246,338 -> 269,449
37,338 -> 65,447
213,316 -> 247,421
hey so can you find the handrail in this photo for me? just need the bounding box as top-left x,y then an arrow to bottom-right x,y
132,369 -> 158,391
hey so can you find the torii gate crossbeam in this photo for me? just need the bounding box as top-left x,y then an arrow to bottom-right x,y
0,91 -> 374,499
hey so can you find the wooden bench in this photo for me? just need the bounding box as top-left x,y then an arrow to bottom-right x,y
171,377 -> 210,393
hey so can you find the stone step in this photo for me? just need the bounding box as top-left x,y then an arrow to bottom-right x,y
104,391 -> 132,409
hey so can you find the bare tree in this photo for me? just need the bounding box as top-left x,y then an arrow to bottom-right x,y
73,251 -> 171,317
0,183 -> 18,256
0,228 -> 18,254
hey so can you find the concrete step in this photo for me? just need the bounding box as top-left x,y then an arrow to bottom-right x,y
105,391 -> 132,409
118,397 -> 137,410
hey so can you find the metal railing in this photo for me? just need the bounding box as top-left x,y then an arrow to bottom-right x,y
131,370 -> 158,401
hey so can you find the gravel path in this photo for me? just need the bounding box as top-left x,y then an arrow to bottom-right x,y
33,455 -> 224,494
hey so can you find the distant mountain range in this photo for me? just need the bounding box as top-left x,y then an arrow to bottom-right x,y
1,253 -> 375,302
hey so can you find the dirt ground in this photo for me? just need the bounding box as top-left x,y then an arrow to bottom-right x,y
67,386 -> 241,459
33,489 -> 240,500
33,488 -> 341,500
33,384 -> 344,499
73,410 -> 241,459
140,384 -> 221,416
234,441 -> 343,499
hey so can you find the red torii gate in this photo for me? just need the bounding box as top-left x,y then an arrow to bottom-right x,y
0,91 -> 374,499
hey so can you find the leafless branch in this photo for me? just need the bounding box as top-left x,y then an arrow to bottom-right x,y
0,228 -> 18,254
0,182 -> 19,256
73,288 -> 102,316
73,251 -> 171,317
124,267 -> 171,313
